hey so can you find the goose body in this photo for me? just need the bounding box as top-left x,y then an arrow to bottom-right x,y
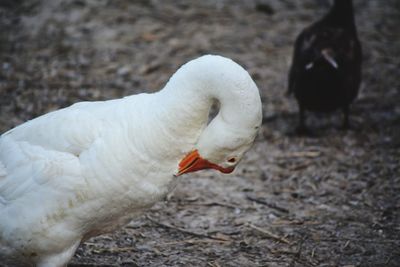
0,55 -> 262,266
288,0 -> 362,131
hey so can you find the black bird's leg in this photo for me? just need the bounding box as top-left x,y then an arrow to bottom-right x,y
296,103 -> 309,134
342,105 -> 350,129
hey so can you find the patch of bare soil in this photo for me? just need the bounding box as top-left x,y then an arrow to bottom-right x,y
1,0 -> 399,266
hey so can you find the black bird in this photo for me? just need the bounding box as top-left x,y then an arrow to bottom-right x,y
288,0 -> 362,133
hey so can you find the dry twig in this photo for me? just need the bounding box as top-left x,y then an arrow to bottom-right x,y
146,215 -> 230,241
207,261 -> 222,267
156,238 -> 230,246
190,201 -> 240,210
316,237 -> 400,244
278,151 -> 321,158
246,223 -> 290,244
246,195 -> 289,213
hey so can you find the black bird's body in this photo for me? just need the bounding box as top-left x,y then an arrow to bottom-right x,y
288,0 -> 362,131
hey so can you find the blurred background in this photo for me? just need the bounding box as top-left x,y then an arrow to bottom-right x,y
0,0 -> 399,266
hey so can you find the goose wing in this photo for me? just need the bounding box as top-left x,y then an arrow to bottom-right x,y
0,102 -> 106,204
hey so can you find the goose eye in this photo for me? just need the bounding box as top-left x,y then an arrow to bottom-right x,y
228,157 -> 236,163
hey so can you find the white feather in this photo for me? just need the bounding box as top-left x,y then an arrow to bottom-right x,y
0,55 -> 262,266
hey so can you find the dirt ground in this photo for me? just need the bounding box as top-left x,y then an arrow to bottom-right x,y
1,0 -> 399,266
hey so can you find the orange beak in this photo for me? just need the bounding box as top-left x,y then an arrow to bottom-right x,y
177,149 -> 235,176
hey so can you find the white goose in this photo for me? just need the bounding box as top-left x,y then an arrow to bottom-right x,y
0,55 -> 262,266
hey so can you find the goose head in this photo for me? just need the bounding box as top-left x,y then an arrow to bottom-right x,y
177,119 -> 260,175
175,55 -> 262,176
